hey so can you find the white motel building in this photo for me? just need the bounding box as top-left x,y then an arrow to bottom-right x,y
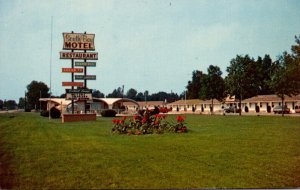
40,94 -> 300,115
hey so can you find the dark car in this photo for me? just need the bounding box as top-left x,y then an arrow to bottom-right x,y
223,106 -> 241,113
273,105 -> 290,114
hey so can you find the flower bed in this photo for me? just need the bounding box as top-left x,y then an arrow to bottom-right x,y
111,110 -> 187,135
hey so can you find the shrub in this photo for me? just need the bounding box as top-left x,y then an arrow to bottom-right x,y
112,110 -> 188,135
25,108 -> 31,112
50,107 -> 61,119
101,109 -> 117,117
40,110 -> 49,117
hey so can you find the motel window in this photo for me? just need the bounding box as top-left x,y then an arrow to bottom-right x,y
260,103 -> 262,108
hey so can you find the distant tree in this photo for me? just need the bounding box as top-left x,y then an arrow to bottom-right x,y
92,90 -> 105,98
167,92 -> 179,103
0,99 -> 3,109
144,91 -> 149,102
18,97 -> 25,109
290,35 -> 300,91
26,81 -> 50,110
4,100 -> 17,110
148,91 -> 166,101
199,65 -> 225,114
106,87 -> 123,98
259,55 -> 275,95
59,93 -> 66,98
136,92 -> 145,101
225,55 -> 256,115
126,88 -> 138,100
186,70 -> 206,99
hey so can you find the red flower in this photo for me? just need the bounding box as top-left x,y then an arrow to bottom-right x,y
177,115 -> 185,123
112,119 -> 119,124
133,115 -> 140,120
155,114 -> 161,119
142,117 -> 147,123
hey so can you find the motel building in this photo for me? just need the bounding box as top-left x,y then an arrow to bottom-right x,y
40,94 -> 300,116
166,95 -> 300,114
241,94 -> 300,113
39,98 -> 139,115
167,99 -> 224,114
123,101 -> 167,111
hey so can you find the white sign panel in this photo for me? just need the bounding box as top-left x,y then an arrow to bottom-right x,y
63,33 -> 95,50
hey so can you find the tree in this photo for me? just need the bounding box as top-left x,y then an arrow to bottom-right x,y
92,90 -> 105,98
26,81 -> 50,110
0,99 -> 3,110
4,100 -> 17,110
270,51 -> 300,116
136,92 -> 145,101
199,65 -> 225,114
225,55 -> 256,115
186,70 -> 206,99
290,35 -> 300,91
106,87 -> 123,98
269,35 -> 300,116
259,55 -> 275,95
126,88 -> 138,100
18,97 -> 25,109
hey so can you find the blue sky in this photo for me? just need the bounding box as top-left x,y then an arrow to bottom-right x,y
1,0 -> 300,101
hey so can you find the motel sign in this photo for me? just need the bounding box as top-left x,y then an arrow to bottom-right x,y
63,33 -> 95,50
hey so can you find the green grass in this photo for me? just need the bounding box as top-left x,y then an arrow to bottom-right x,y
0,112 -> 300,189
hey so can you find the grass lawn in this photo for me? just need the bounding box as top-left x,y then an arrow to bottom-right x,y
0,112 -> 300,189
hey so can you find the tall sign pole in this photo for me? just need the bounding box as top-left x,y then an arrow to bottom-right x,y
49,16 -> 53,120
60,32 -> 98,118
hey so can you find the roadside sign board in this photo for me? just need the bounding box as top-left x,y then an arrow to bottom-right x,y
60,52 -> 98,60
62,68 -> 83,73
63,33 -> 95,50
75,75 -> 96,80
75,62 -> 96,67
66,93 -> 92,100
62,82 -> 84,87
66,89 -> 92,94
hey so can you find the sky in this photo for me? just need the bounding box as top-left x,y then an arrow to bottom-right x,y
1,0 -> 300,101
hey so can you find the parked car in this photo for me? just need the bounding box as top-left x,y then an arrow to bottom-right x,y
223,106 -> 241,113
273,105 -> 290,114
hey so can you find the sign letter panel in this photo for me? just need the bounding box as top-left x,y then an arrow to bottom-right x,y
60,52 -> 98,60
63,33 -> 95,50
62,82 -> 84,87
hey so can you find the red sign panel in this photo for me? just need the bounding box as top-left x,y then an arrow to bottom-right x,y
62,82 -> 84,87
62,68 -> 83,73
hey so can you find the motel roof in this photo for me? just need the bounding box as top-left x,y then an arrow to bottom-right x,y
167,99 -> 222,106
242,94 -> 300,103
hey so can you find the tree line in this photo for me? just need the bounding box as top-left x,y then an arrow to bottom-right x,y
14,82 -> 181,111
103,87 -> 180,102
186,35 -> 300,114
